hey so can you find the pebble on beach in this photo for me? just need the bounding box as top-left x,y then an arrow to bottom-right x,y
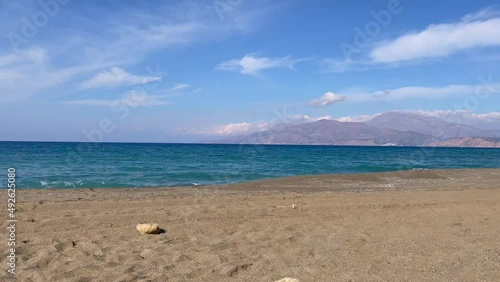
274,278 -> 300,282
136,223 -> 160,235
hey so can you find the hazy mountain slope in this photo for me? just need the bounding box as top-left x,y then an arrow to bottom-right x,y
430,137 -> 500,148
366,112 -> 498,140
210,112 -> 500,147
217,119 -> 433,146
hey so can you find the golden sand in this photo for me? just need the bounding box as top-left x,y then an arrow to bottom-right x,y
1,169 -> 499,281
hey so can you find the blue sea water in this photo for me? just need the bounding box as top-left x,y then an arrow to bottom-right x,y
0,141 -> 499,189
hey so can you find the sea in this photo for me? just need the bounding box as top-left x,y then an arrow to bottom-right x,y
0,141 -> 499,189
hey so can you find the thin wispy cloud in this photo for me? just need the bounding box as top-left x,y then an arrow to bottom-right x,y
217,55 -> 304,75
63,90 -> 170,107
166,83 -> 190,92
340,81 -> 500,103
59,1 -> 275,68
0,1 -> 277,102
0,48 -> 46,67
80,67 -> 162,89
0,48 -> 110,103
0,48 -> 46,81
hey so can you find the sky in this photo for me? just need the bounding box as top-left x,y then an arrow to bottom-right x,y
1,0 -> 500,142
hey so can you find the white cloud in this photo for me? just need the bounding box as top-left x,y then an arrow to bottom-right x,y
80,67 -> 162,89
0,1 -> 278,102
63,90 -> 170,107
184,114 -> 339,136
211,122 -> 253,135
343,80 -> 500,102
217,55 -> 299,75
309,91 -> 346,107
167,83 -> 189,91
370,9 -> 500,63
336,114 -> 380,123
186,122 -> 270,136
288,114 -> 334,123
0,48 -> 109,103
408,110 -> 500,130
324,8 -> 500,72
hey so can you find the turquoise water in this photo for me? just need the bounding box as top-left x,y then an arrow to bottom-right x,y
0,142 -> 499,188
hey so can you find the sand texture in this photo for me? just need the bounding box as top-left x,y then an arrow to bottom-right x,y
1,169 -> 500,281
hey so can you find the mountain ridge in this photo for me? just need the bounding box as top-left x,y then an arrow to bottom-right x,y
211,112 -> 500,148
366,112 -> 499,140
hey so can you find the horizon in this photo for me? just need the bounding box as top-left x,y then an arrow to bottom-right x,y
3,140 -> 498,147
2,0 -> 500,143
0,108 -> 500,143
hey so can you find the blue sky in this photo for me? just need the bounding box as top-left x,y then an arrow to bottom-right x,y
1,0 -> 500,142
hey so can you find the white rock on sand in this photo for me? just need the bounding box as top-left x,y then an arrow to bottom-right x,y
136,223 -> 160,235
139,249 -> 153,259
274,278 -> 300,282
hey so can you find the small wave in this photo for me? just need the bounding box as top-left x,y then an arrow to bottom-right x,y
63,181 -> 84,187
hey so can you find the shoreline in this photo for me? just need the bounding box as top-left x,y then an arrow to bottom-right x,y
10,167 -> 500,192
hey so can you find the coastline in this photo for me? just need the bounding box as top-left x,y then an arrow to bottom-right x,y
10,167 -> 500,192
1,168 -> 499,281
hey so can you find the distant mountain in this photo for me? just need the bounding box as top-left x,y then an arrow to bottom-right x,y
209,111 -> 500,147
216,119 -> 433,146
430,137 -> 500,148
366,112 -> 499,140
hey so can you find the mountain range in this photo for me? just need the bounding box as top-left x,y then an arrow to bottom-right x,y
213,112 -> 500,147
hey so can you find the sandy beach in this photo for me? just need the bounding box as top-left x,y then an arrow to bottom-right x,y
1,169 -> 500,281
